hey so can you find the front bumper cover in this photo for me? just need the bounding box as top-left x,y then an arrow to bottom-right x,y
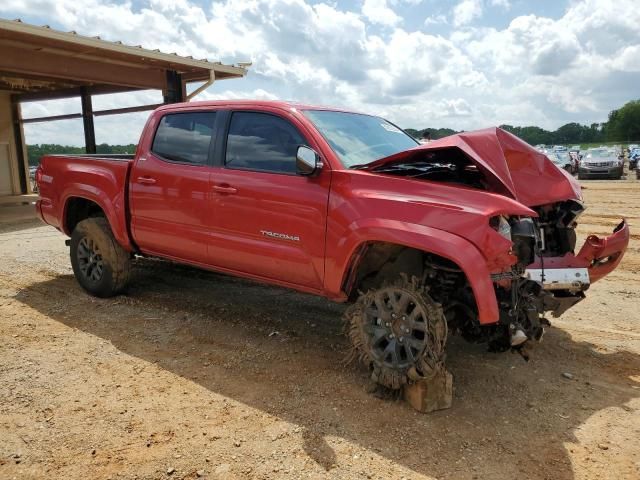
528,219 -> 630,284
578,165 -> 623,178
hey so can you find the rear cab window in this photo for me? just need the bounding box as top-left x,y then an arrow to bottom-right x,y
225,111 -> 305,174
152,112 -> 217,165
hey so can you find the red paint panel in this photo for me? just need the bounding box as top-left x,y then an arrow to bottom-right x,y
129,153 -> 212,263
36,155 -> 133,250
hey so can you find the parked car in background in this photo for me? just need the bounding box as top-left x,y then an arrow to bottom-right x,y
569,150 -> 580,166
630,148 -> 640,170
578,148 -> 624,180
547,151 -> 576,174
29,165 -> 38,193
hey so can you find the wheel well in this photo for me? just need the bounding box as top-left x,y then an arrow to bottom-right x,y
343,242 -> 466,300
65,197 -> 106,233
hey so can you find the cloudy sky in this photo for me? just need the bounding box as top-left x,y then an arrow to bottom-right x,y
2,0 -> 639,146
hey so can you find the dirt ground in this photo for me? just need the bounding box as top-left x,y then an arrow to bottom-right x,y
1,175 -> 639,480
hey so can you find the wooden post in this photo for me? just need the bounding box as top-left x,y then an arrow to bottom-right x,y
80,87 -> 96,154
163,70 -> 185,104
403,369 -> 453,413
9,95 -> 28,194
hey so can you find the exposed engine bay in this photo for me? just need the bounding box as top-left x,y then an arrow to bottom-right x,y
371,149 -> 488,189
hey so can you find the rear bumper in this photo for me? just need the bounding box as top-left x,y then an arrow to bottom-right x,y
35,199 -> 44,223
35,197 -> 59,229
528,220 -> 630,284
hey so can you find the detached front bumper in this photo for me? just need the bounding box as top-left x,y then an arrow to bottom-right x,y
521,220 -> 629,317
527,219 -> 630,286
576,220 -> 630,282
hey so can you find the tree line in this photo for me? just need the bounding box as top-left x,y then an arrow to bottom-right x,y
407,99 -> 640,145
27,143 -> 137,165
26,100 -> 640,165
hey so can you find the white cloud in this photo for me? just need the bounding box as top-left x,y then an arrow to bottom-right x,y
2,0 -> 640,144
611,45 -> 640,72
362,0 -> 402,27
424,14 -> 447,26
452,0 -> 482,27
490,0 -> 510,8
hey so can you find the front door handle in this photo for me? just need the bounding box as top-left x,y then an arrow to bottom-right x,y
137,176 -> 157,185
212,184 -> 238,194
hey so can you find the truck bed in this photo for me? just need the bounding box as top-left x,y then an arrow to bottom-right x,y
37,153 -> 134,249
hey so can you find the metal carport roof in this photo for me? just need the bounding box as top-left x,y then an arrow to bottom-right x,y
0,18 -> 249,195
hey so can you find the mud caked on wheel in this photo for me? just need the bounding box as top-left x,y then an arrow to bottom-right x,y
346,275 -> 447,390
70,217 -> 131,297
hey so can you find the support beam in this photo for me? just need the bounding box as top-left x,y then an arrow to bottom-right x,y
15,84 -> 145,103
9,96 -> 28,194
20,103 -> 163,124
81,87 -> 96,154
93,103 -> 163,117
21,113 -> 83,124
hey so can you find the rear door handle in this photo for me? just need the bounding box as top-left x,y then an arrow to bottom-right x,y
137,176 -> 157,185
213,184 -> 238,194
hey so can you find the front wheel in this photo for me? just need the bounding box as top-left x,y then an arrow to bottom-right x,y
70,217 -> 131,297
345,275 -> 447,389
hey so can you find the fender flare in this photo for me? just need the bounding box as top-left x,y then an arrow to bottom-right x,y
61,185 -> 133,251
329,219 -> 499,325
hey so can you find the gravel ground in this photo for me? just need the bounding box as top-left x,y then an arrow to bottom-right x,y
1,176 -> 639,480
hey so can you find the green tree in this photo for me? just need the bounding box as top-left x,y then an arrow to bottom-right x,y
27,143 -> 137,166
606,100 -> 640,142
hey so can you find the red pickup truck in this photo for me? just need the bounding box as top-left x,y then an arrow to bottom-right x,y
36,100 -> 629,390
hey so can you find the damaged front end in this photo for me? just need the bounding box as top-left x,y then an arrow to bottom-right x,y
436,201 -> 629,356
487,200 -> 628,354
367,127 -> 630,355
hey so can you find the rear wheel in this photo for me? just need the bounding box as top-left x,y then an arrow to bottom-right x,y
345,275 -> 447,389
70,217 -> 131,297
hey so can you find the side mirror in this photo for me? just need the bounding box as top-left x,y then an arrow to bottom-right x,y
296,145 -> 322,176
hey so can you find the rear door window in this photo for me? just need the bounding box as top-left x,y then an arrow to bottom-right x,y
225,112 -> 305,174
152,112 -> 216,165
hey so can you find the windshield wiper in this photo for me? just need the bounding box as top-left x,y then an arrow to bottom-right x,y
349,163 -> 374,170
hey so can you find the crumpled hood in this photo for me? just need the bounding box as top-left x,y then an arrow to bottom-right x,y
365,127 -> 583,207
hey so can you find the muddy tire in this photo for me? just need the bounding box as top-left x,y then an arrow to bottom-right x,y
345,275 -> 447,390
70,217 -> 131,297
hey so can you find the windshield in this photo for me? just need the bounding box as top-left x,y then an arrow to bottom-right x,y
547,152 -> 565,165
303,110 -> 418,168
587,149 -> 609,158
547,153 -> 561,164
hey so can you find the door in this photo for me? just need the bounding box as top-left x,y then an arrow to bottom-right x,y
129,111 -> 217,263
207,110 -> 330,290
